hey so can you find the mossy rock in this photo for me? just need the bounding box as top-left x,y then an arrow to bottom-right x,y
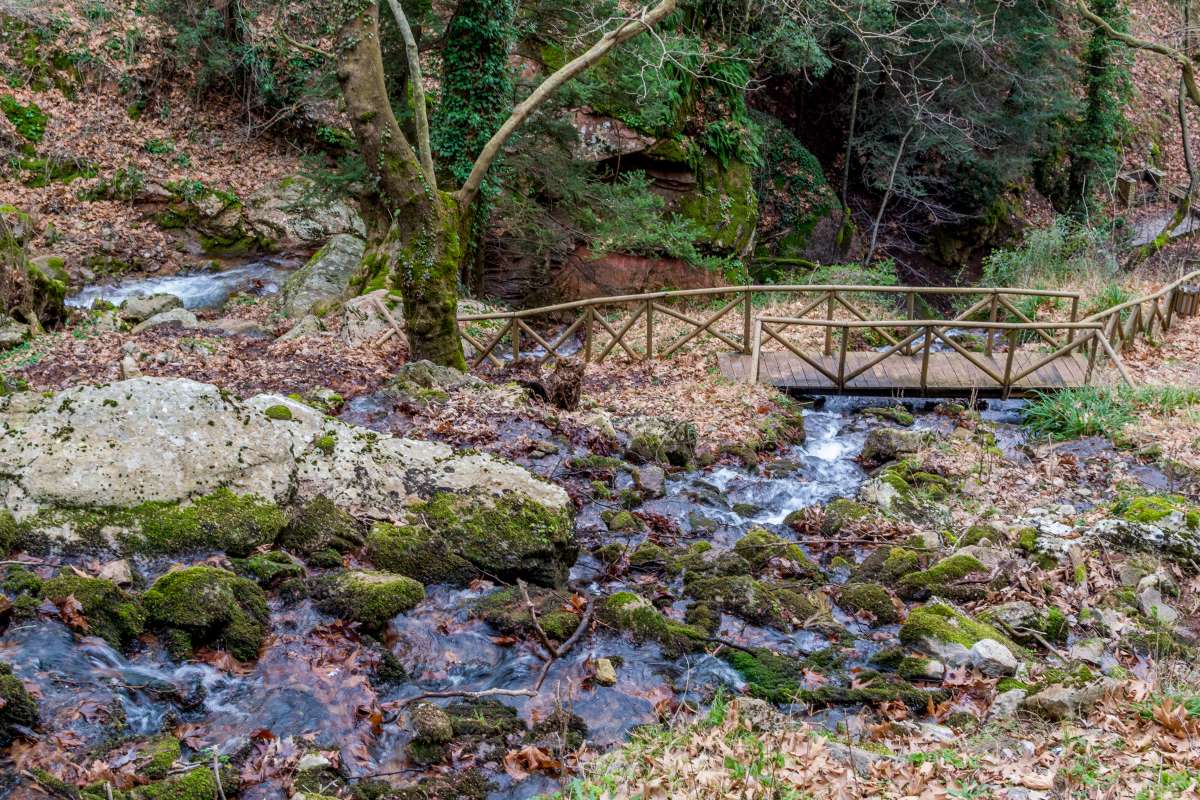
628,541 -> 667,570
397,493 -> 577,587
42,571 -> 145,648
279,495 -> 364,555
899,602 -> 1020,654
855,546 -> 922,584
141,734 -> 181,780
896,554 -> 987,601
837,583 -> 899,624
314,570 -> 425,631
732,528 -> 822,579
365,521 -> 477,585
601,509 -> 642,532
818,498 -> 876,534
675,157 -> 758,255
1120,494 -> 1198,528
142,566 -> 269,662
862,406 -> 915,427
107,489 -> 286,558
959,524 -> 1000,548
0,660 -> 37,747
232,551 -> 304,588
0,510 -> 17,557
599,591 -> 706,657
3,564 -> 42,596
685,575 -> 839,634
473,585 -> 581,643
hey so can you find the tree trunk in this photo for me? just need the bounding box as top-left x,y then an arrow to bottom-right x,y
336,3 -> 467,369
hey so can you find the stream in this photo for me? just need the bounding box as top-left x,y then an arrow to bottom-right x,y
0,397 -> 1029,799
65,258 -> 297,310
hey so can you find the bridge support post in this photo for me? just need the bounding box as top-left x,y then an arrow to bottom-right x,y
749,320 -> 762,384
1068,296 -> 1079,344
920,325 -> 932,394
742,290 -> 752,354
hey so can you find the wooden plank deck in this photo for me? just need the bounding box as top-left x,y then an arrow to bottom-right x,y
718,351 -> 1091,397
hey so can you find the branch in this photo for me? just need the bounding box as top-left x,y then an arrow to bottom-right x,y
455,0 -> 677,210
384,0 -> 436,189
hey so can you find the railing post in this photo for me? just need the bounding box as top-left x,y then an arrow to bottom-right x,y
1067,296 -> 1079,344
1002,328 -> 1018,398
837,323 -> 849,391
1085,330 -> 1099,385
645,299 -> 654,361
512,320 -> 521,362
920,324 -> 932,394
742,289 -> 752,354
985,291 -> 999,357
824,291 -> 835,356
1165,286 -> 1178,331
749,320 -> 763,384
905,291 -> 916,355
583,307 -> 594,362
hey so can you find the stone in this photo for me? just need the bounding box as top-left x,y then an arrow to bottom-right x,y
131,308 -> 198,334
277,314 -> 323,342
97,558 -> 133,585
294,753 -> 332,772
1136,586 -> 1179,625
570,110 -> 656,161
280,234 -> 366,318
859,428 -> 929,467
635,464 -> 666,498
593,657 -> 617,686
341,289 -> 398,346
119,294 -> 182,323
119,354 -> 141,379
1090,516 -> 1200,564
409,702 -> 453,743
969,638 -> 1018,676
241,175 -> 366,251
1069,638 -> 1105,665
201,317 -> 271,338
0,661 -> 38,747
0,314 -> 29,348
1022,680 -> 1116,721
142,566 -> 268,661
989,688 -> 1027,720
617,415 -> 697,467
314,570 -> 424,630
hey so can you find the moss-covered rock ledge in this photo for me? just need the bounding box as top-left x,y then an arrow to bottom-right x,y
0,378 -> 576,584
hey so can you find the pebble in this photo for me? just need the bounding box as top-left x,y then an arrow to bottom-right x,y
594,657 -> 618,686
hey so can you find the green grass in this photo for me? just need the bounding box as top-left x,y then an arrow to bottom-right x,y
1024,386 -> 1200,440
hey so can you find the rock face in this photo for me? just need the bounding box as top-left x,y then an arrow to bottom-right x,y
280,233 -> 366,317
241,176 -> 366,251
0,378 -> 575,582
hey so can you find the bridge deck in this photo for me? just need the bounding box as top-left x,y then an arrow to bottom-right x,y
718,351 -> 1091,397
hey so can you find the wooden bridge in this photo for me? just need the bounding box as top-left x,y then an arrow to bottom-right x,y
457,270 -> 1200,398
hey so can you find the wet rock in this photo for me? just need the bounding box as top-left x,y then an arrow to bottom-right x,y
899,602 -> 1018,666
474,584 -> 581,642
232,551 -> 304,588
989,688 -> 1027,720
602,509 -> 642,532
687,511 -> 720,534
279,495 -> 363,555
42,570 -> 145,648
855,546 -> 922,584
617,415 -> 697,467
969,638 -> 1018,676
838,582 -> 899,624
118,293 -> 182,323
593,657 -> 617,686
410,701 -> 454,744
131,307 -> 198,334
732,528 -> 822,579
862,405 -> 914,426
896,553 -> 988,601
599,591 -> 706,657
142,566 -> 269,661
314,570 -> 424,630
97,558 -> 133,585
0,660 -> 38,746
281,233 -> 366,318
859,427 -> 929,467
635,464 -> 666,498
685,575 -> 841,635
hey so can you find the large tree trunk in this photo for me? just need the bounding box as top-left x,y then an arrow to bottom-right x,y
336,4 -> 467,369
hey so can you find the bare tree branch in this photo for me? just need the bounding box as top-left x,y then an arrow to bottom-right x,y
385,0 -> 437,189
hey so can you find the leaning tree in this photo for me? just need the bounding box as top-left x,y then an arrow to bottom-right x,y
333,0 -> 676,368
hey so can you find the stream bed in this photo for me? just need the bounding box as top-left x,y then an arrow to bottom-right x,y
65,258 -> 297,310
0,397 -> 1029,800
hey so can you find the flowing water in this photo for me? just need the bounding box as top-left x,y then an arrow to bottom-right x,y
0,397 -> 1030,799
65,258 -> 298,310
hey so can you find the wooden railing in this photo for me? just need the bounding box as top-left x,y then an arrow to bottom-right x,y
749,317 -> 1124,394
456,285 -> 1082,370
1083,268 -> 1200,354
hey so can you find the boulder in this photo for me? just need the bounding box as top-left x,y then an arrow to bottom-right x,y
859,428 -> 929,467
1021,680 -> 1116,721
635,464 -> 666,498
0,314 -> 29,348
278,314 -> 323,342
119,294 -> 182,323
0,661 -> 38,747
241,175 -> 366,252
617,415 -> 697,467
142,566 -> 268,661
280,234 -> 366,318
1090,509 -> 1200,564
131,308 -> 198,334
341,289 -> 400,346
314,570 -> 424,630
0,378 -> 574,584
969,638 -> 1017,677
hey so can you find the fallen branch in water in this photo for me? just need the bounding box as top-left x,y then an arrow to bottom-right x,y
396,687 -> 538,706
519,579 -> 559,659
534,598 -> 593,692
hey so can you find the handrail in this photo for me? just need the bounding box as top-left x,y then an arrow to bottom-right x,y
755,317 -> 1103,330
456,284 -> 1082,321
1081,268 -> 1200,323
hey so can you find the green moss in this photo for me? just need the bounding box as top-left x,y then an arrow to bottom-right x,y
959,525 -> 999,547
732,528 -> 822,579
142,734 -> 181,780
314,434 -> 336,454
474,585 -> 581,641
142,567 -> 268,661
130,763 -> 239,800
42,571 -> 144,648
897,554 -> 987,600
899,602 -> 1019,653
122,489 -> 287,558
568,454 -> 633,474
676,157 -> 758,254
601,509 -> 641,532
279,495 -> 362,555
1017,527 -> 1039,553
0,510 -> 16,557
3,565 -> 42,595
599,592 -> 705,657
232,551 -> 304,588
685,575 -> 838,633
0,661 -> 38,747
1119,494 -> 1199,528
314,570 -> 424,631
1,94 -> 47,143
264,404 -> 293,421
628,541 -> 667,570
817,498 -> 875,534
366,521 -> 476,584
838,583 -> 898,624
863,406 -> 915,427
855,546 -> 922,584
